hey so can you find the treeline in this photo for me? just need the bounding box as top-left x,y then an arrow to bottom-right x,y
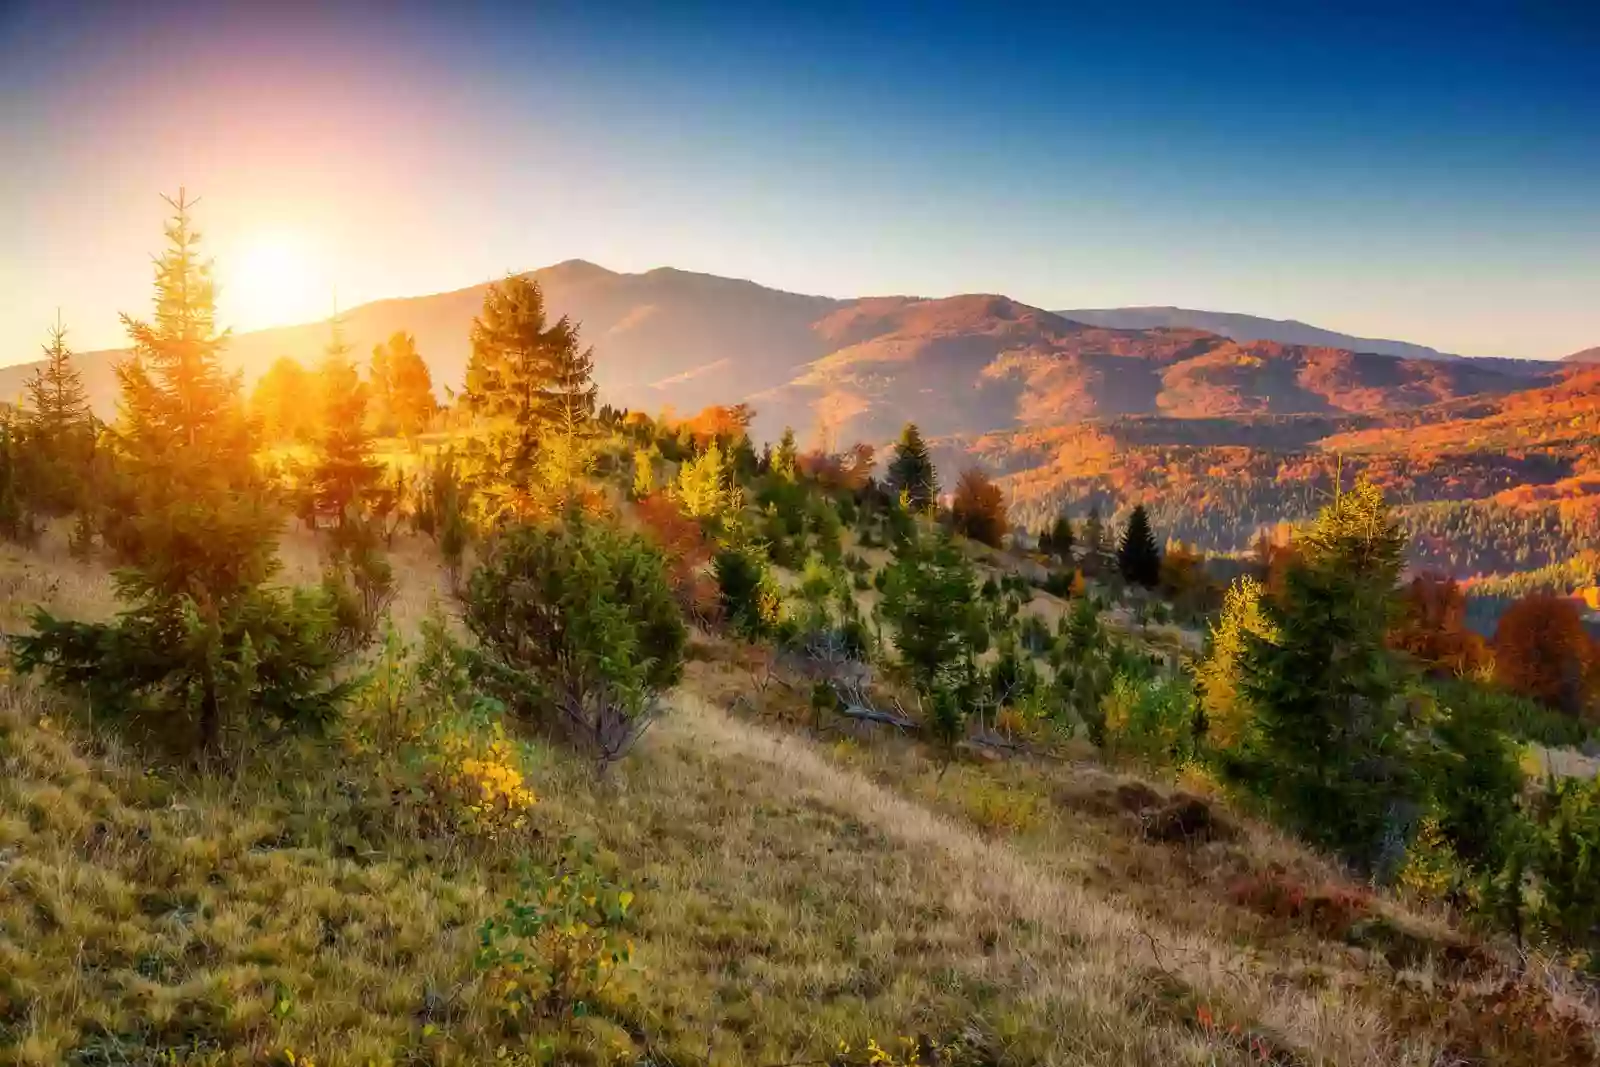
1010,451 -> 1598,584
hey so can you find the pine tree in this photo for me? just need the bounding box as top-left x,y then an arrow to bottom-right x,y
1049,511 -> 1075,563
367,337 -> 396,435
461,274 -> 596,520
879,526 -> 987,696
18,191 -> 351,755
1117,504 -> 1161,588
23,312 -> 96,516
0,410 -> 32,543
311,316 -> 384,527
886,423 -> 938,512
1238,478 -> 1413,868
101,189 -> 275,602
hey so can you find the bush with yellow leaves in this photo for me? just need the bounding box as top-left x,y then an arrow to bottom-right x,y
475,837 -> 638,1025
427,705 -> 538,839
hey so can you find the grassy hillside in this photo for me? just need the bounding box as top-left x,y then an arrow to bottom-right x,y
2,531 -> 1596,1066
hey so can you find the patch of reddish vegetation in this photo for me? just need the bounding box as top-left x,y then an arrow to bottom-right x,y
1228,868 -> 1374,939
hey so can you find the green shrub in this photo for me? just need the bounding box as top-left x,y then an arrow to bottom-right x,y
714,543 -> 784,638
463,513 -> 687,773
474,838 -> 637,1023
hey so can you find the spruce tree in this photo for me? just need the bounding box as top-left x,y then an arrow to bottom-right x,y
311,316 -> 384,527
886,422 -> 938,512
388,333 -> 438,439
1117,504 -> 1161,588
16,191 -> 351,755
1238,478 -> 1413,868
370,331 -> 436,439
23,313 -> 96,516
461,274 -> 596,520
101,190 -> 275,601
879,526 -> 987,696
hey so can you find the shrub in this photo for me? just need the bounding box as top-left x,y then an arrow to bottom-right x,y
474,838 -> 637,1023
1100,671 -> 1199,764
1528,776 -> 1600,954
428,704 -> 538,840
714,542 -> 784,638
463,513 -> 687,774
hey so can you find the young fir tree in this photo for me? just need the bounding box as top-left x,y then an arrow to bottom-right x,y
461,274 -> 595,521
879,525 -> 987,697
1117,504 -> 1162,588
1237,477 -> 1413,869
0,410 -> 32,543
23,312 -> 96,516
16,191 -> 352,756
886,422 -> 938,512
311,316 -> 384,527
772,427 -> 800,482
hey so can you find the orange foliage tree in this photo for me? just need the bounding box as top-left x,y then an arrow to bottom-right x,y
1389,572 -> 1487,677
1493,593 -> 1595,715
798,442 -> 875,492
634,491 -> 718,625
951,467 -> 1008,547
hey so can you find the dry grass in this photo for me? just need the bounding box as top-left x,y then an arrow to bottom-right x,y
1,536 -> 1596,1065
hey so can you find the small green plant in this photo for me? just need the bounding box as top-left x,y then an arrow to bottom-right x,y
474,838 -> 637,1024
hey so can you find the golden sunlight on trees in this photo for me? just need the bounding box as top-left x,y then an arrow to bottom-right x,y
311,317 -> 384,527
370,330 -> 438,439
16,191 -> 353,756
251,355 -> 317,445
461,274 -> 598,523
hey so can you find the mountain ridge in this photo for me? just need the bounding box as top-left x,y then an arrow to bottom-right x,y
0,263 -> 1560,446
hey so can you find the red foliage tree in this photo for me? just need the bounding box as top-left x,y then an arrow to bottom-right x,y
1493,593 -> 1595,715
634,492 -> 718,625
951,467 -> 1008,548
1390,572 -> 1487,677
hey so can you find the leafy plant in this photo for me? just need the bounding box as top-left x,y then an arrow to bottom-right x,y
474,839 -> 637,1023
463,513 -> 687,774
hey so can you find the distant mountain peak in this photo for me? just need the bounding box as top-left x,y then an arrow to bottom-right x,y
1562,346 -> 1600,364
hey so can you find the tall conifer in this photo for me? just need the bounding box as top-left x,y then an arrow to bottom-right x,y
886,422 -> 938,512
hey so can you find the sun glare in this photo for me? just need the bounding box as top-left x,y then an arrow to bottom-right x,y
220,233 -> 329,331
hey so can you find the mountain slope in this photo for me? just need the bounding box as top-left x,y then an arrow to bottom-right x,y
1054,305 -> 1475,364
1563,346 -> 1600,364
0,263 -> 1550,446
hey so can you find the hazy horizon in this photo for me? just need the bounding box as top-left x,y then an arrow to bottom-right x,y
4,1 -> 1598,364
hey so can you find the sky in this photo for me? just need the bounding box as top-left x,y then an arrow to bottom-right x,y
1,0 -> 1597,364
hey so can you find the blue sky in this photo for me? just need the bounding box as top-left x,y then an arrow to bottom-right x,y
1,1 -> 1597,362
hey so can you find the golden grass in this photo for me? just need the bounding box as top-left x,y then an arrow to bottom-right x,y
1,535 -> 1596,1065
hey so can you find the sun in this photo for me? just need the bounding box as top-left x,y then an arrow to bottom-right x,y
220,232 -> 328,331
